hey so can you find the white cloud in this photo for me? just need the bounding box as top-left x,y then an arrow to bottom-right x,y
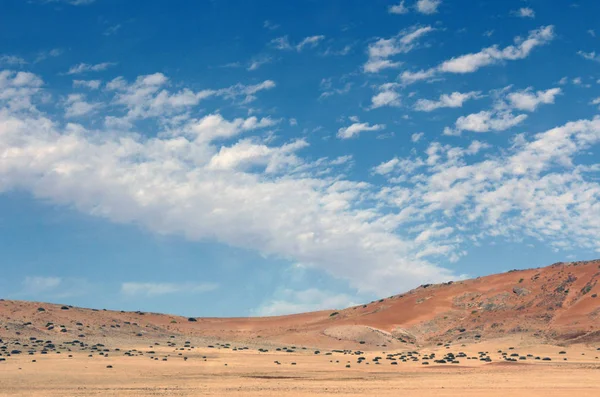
121,282 -> 218,297
207,138 -> 307,173
399,68 -> 436,84
388,1 -> 409,14
371,90 -> 401,109
376,118 -> 600,256
337,121 -> 385,139
253,288 -> 357,316
439,26 -> 554,74
578,50 -> 600,63
0,70 -> 473,296
296,35 -> 325,51
0,70 -> 44,111
270,35 -> 325,52
364,25 -> 435,73
73,79 -> 101,90
514,7 -> 535,18
507,87 -> 561,111
247,55 -> 273,71
444,86 -> 560,135
372,157 -> 400,175
414,91 -> 481,111
591,97 -> 600,108
370,83 -> 401,109
64,93 -> 100,118
66,62 -> 116,75
411,132 -> 424,142
0,55 -> 27,66
446,110 -> 527,135
104,74 -> 275,121
416,0 -> 441,14
401,26 -> 555,86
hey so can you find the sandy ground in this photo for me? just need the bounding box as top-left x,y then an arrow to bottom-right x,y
1,340 -> 599,396
1,261 -> 599,396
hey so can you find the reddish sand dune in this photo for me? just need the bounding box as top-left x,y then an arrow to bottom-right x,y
1,260 -> 599,349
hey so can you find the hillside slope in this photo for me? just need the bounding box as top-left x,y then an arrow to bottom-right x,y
1,260 -> 599,348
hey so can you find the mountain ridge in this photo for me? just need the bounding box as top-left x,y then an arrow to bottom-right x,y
2,259 -> 599,349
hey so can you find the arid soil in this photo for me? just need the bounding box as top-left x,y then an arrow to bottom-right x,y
1,338 -> 599,396
1,260 -> 599,395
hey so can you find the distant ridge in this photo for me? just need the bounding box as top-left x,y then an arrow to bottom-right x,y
1,259 -> 599,348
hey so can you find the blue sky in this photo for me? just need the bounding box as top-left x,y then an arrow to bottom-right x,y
1,0 -> 599,316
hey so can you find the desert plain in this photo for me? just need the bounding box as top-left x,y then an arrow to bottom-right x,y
1,260 -> 599,396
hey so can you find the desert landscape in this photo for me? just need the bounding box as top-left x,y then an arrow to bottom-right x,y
1,259 -> 599,396
3,0 -> 600,395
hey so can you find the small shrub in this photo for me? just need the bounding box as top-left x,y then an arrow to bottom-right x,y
329,312 -> 339,317
187,317 -> 197,322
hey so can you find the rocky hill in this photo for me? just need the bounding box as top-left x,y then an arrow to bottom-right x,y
1,260 -> 599,349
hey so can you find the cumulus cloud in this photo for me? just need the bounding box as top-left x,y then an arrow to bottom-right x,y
0,70 -> 44,111
370,83 -> 401,109
64,93 -> 100,118
103,73 -> 275,122
445,110 -> 527,135
443,86 -> 559,135
416,0 -> 441,14
73,79 -> 101,90
414,91 -> 481,111
506,87 -> 561,111
514,7 -> 535,18
402,26 -> 554,85
377,118 -> 600,256
0,71 -> 457,295
364,25 -> 435,73
2,68 -> 600,299
411,132 -> 424,142
372,157 -> 400,175
388,1 -> 409,14
399,68 -> 436,84
337,121 -> 385,139
439,26 -> 553,74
